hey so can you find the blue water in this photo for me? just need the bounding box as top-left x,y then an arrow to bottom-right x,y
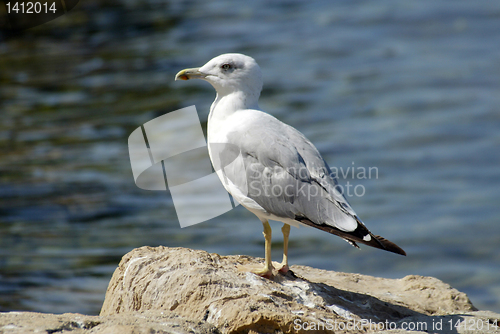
1,0 -> 499,314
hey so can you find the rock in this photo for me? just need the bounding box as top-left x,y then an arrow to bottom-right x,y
0,310 -> 219,334
99,246 -> 500,334
2,246 -> 499,333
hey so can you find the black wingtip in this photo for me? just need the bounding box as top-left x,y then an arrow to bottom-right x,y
351,217 -> 406,256
372,234 -> 406,256
295,216 -> 406,256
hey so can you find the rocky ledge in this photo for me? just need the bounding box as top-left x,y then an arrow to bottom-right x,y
2,246 -> 499,333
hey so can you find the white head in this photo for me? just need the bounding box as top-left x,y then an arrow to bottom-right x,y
175,53 -> 263,99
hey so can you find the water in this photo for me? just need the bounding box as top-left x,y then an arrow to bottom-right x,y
1,0 -> 499,315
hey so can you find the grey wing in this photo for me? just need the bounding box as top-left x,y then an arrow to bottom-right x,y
225,118 -> 358,231
220,116 -> 406,256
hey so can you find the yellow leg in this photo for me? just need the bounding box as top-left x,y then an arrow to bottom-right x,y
238,219 -> 274,278
279,223 -> 290,273
262,220 -> 273,274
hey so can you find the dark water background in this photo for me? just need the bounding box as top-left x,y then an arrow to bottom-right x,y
1,0 -> 499,314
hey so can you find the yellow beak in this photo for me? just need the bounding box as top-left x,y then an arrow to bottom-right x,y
175,67 -> 206,81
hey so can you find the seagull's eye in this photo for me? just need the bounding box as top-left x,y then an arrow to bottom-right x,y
220,63 -> 232,70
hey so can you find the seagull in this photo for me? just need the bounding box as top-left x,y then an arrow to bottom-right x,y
175,53 -> 405,278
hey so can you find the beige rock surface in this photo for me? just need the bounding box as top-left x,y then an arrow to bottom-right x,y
98,246 -> 500,334
0,310 -> 219,334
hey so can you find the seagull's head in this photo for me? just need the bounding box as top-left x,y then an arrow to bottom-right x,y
175,53 -> 263,97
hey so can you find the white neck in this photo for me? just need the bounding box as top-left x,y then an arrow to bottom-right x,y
209,90 -> 259,122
